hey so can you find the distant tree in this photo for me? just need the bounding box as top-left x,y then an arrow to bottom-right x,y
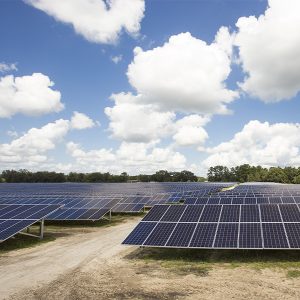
151,170 -> 171,182
293,175 -> 300,184
197,177 -> 206,182
207,166 -> 232,182
265,167 -> 289,183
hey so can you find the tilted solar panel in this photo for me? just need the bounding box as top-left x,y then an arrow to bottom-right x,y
123,203 -> 300,249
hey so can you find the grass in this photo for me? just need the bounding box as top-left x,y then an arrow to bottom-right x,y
287,270 -> 300,278
126,248 -> 300,276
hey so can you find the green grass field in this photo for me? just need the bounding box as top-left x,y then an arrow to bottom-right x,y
126,247 -> 300,278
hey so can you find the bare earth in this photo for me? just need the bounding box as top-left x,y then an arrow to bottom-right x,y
0,218 -> 300,300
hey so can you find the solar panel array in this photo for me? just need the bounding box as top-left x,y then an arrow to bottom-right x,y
0,182 -> 233,217
123,203 -> 300,249
0,204 -> 60,242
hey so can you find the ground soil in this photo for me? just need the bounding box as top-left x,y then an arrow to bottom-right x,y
0,217 -> 300,300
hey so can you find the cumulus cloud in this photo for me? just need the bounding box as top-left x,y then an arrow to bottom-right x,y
173,115 -> 210,147
0,62 -> 18,73
0,119 -> 70,167
105,92 -> 175,143
0,73 -> 64,118
25,0 -> 145,44
127,28 -> 238,114
235,0 -> 300,102
66,141 -> 187,174
70,111 -> 97,130
203,120 -> 300,168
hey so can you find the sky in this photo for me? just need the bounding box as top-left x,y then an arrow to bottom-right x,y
1,0 -> 300,176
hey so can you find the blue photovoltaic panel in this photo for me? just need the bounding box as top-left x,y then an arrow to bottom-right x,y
244,198 -> 256,205
0,204 -> 60,242
262,223 -> 289,248
142,205 -> 169,222
199,205 -> 221,222
160,205 -> 185,222
269,197 -> 282,204
240,205 -> 260,222
122,222 -> 156,245
214,223 -> 239,248
179,205 -> 203,222
189,223 -> 217,248
207,198 -> 219,205
260,205 -> 282,222
220,205 -> 240,222
256,197 -> 269,204
195,198 -> 208,205
239,223 -> 262,248
166,223 -> 196,247
279,204 -> 300,222
285,223 -> 300,248
232,198 -> 244,205
143,222 -> 176,246
219,198 -> 232,205
46,208 -> 109,220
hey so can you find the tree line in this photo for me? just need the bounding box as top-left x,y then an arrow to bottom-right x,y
207,165 -> 300,184
0,169 -> 199,183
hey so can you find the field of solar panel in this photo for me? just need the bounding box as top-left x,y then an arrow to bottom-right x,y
1,182 -> 300,299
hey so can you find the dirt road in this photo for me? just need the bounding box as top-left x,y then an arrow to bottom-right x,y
1,217 -> 300,300
0,218 -> 139,300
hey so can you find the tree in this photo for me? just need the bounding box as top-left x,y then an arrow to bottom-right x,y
207,166 -> 232,182
265,167 -> 289,183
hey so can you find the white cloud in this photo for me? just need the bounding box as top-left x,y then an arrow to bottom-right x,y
26,0 -> 145,44
0,119 -> 70,167
71,111 -> 96,130
203,120 -> 300,168
0,73 -> 64,118
111,55 -> 123,64
235,0 -> 300,102
0,62 -> 18,73
173,115 -> 210,147
6,130 -> 18,138
105,92 -> 175,143
127,28 -> 238,114
66,141 -> 187,174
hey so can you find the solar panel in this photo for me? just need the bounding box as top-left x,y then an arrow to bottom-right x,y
122,222 -> 156,245
123,203 -> 300,249
189,223 -> 217,248
46,208 -> 109,221
0,204 -> 60,242
262,223 -> 289,248
166,223 -> 196,247
160,205 -> 185,222
285,223 -> 300,248
199,205 -> 221,222
239,223 -> 262,248
179,205 -> 204,222
220,205 -> 240,222
142,205 -> 169,221
143,222 -> 176,246
240,205 -> 260,222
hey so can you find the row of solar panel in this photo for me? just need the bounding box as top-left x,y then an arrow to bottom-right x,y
142,204 -> 300,223
0,204 -> 61,220
123,221 -> 299,249
184,196 -> 300,205
0,204 -> 61,242
47,208 -> 110,221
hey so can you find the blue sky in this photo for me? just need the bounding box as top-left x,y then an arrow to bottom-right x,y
0,0 -> 300,175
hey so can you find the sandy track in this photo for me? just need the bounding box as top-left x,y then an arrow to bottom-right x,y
0,218 -> 139,300
1,217 -> 300,300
